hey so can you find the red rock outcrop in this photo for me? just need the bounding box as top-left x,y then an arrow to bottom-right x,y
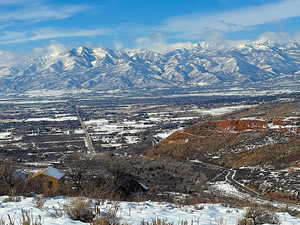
213,120 -> 268,132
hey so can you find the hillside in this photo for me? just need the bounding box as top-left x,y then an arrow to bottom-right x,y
144,101 -> 300,203
146,102 -> 300,169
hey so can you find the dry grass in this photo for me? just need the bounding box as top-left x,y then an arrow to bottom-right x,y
91,218 -> 111,225
1,196 -> 21,203
141,218 -> 174,225
221,136 -> 300,168
238,206 -> 280,225
64,198 -> 96,223
33,196 -> 46,210
0,211 -> 42,225
20,210 -> 42,225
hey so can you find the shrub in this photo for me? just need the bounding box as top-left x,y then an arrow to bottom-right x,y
141,218 -> 174,225
91,201 -> 119,225
237,218 -> 253,225
239,206 -> 280,225
91,218 -> 129,225
48,206 -> 64,218
2,196 -> 21,203
139,219 -> 201,225
34,196 -> 46,209
64,198 -> 95,223
91,218 -> 111,225
106,202 -> 119,223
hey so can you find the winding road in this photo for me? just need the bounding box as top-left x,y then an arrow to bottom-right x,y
225,169 -> 300,209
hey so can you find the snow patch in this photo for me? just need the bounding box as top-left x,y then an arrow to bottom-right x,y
25,116 -> 78,122
194,105 -> 256,116
0,132 -> 11,140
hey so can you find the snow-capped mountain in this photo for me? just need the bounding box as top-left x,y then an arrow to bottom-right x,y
0,40 -> 300,93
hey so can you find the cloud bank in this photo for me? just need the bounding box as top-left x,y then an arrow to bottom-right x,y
1,0 -> 300,50
161,0 -> 300,39
0,0 -> 106,44
0,28 -> 112,44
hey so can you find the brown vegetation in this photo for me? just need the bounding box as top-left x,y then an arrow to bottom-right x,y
237,206 -> 280,225
221,137 -> 300,168
64,198 -> 96,223
146,107 -> 299,169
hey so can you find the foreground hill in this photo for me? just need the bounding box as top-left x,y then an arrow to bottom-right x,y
1,40 -> 300,93
144,102 -> 300,203
0,196 -> 299,225
146,102 -> 300,169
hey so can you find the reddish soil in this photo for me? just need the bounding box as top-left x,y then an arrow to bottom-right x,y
162,117 -> 299,145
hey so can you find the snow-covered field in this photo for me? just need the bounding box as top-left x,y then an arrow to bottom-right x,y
0,196 -> 299,225
0,99 -> 67,104
0,132 -> 11,140
25,116 -> 78,122
23,89 -> 92,97
193,105 -> 257,116
82,104 -> 257,148
19,88 -> 299,98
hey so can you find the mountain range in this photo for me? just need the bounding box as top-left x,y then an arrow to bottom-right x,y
1,40 -> 300,93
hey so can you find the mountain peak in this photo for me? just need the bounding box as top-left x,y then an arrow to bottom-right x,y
69,46 -> 92,57
0,40 -> 299,93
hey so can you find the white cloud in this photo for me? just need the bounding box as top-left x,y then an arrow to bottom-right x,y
0,50 -> 24,67
0,1 -> 100,46
32,42 -> 68,57
134,32 -> 253,53
113,41 -> 124,50
0,3 -> 90,23
258,32 -> 291,43
295,31 -> 300,40
0,0 -> 32,5
161,0 -> 300,40
135,34 -> 196,53
0,27 -> 112,44
257,31 -> 300,44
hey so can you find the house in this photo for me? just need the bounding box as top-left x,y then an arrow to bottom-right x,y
28,167 -> 65,193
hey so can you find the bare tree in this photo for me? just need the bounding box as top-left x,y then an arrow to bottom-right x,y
0,160 -> 21,195
65,153 -> 88,192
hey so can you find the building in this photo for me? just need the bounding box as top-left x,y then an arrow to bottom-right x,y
28,167 -> 65,193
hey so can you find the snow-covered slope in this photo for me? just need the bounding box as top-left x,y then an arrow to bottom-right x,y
0,196 -> 299,225
1,40 -> 300,93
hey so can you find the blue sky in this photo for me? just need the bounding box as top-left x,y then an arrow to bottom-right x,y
1,0 -> 300,53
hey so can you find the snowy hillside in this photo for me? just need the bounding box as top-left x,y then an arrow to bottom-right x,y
0,196 -> 299,225
0,40 -> 300,93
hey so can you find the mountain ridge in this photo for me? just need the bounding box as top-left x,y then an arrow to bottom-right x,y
1,40 -> 300,93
